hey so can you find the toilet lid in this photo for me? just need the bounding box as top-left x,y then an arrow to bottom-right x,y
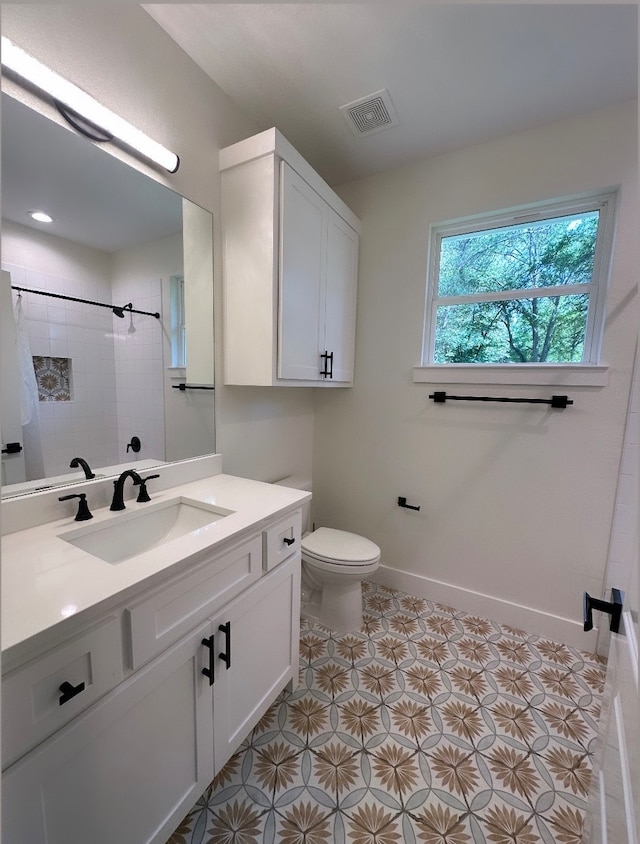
302,527 -> 380,566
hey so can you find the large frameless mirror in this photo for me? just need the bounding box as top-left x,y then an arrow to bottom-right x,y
1,92 -> 215,499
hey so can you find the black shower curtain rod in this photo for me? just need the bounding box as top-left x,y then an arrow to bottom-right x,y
11,285 -> 160,319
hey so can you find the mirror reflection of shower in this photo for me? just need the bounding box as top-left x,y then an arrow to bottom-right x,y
2,217 -> 179,483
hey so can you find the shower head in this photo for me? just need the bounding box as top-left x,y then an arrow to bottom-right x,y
112,302 -> 132,318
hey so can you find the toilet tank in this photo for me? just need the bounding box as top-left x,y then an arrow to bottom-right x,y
273,476 -> 312,533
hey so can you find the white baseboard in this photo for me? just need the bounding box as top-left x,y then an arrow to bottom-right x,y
371,564 -> 598,652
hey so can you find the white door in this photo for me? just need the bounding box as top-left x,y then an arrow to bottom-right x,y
324,208 -> 359,384
583,362 -> 639,843
0,271 -> 27,485
278,161 -> 325,381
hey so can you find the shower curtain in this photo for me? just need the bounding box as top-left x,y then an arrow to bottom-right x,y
14,295 -> 45,480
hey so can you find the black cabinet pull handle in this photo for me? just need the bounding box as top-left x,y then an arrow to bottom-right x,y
201,636 -> 214,685
320,351 -> 328,378
283,536 -> 295,546
327,351 -> 334,379
218,622 -> 231,669
2,442 -> 22,455
59,680 -> 85,706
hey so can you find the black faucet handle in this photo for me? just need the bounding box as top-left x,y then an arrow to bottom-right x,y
136,474 -> 160,503
59,492 -> 93,521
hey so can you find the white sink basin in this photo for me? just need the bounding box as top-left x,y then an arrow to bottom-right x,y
59,497 -> 234,564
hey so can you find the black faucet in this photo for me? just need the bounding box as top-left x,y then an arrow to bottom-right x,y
69,456 -> 95,480
110,469 -> 142,511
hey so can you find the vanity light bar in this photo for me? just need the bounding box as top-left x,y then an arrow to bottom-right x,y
1,37 -> 180,173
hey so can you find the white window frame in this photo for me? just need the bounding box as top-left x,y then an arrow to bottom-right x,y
415,190 -> 617,386
169,273 -> 186,368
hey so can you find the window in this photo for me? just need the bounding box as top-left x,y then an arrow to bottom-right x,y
169,273 -> 186,367
422,192 -> 617,366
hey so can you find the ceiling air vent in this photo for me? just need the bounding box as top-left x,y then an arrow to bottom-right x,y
339,89 -> 399,137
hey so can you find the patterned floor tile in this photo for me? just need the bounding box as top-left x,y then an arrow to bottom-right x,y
165,581 -> 604,844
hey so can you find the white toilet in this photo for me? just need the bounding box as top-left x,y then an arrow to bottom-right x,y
274,477 -> 381,632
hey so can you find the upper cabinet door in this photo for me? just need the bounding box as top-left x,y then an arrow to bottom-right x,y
324,208 -> 359,384
278,163 -> 325,381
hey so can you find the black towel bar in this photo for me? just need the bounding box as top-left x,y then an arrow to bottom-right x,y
429,391 -> 572,408
171,383 -> 215,391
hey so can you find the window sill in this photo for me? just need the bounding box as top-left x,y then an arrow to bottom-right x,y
412,364 -> 609,387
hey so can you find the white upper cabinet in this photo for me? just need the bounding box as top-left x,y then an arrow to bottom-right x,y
220,129 -> 360,387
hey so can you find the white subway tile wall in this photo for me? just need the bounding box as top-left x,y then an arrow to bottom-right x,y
6,264 -> 164,478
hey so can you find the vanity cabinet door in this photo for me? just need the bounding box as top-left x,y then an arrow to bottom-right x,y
2,622 -> 214,844
212,554 -> 301,774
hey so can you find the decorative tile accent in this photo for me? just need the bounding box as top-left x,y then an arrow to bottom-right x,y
166,581 -> 605,844
33,355 -> 71,401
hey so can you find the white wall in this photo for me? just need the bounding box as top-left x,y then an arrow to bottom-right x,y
314,101 -> 638,648
0,5 -> 316,484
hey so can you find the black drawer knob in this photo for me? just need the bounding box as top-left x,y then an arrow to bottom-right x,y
59,680 -> 86,706
283,536 -> 295,546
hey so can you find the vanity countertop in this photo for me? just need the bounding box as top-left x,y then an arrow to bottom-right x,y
1,473 -> 310,666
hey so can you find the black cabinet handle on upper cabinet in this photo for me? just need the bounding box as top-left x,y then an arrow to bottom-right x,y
283,536 -> 295,546
320,351 -> 328,378
327,351 -> 334,379
59,680 -> 85,706
201,635 -> 215,685
218,622 -> 231,669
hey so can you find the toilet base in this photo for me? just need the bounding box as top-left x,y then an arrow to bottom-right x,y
301,579 -> 365,633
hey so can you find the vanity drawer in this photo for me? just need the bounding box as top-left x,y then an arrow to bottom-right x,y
127,534 -> 263,670
2,616 -> 123,769
263,510 -> 302,571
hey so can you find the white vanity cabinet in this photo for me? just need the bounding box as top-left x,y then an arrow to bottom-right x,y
220,127 -> 360,387
3,621 -> 215,844
2,507 -> 302,844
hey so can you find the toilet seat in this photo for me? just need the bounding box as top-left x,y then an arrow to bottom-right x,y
301,527 -> 381,568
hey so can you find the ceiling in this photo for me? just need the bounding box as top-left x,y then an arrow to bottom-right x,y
145,3 -> 638,186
